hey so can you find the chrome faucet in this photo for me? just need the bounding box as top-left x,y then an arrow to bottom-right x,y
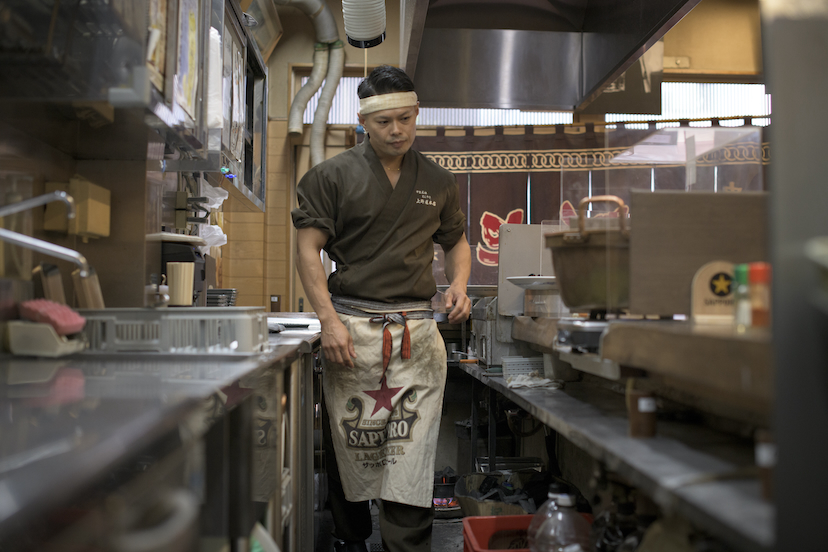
0,190 -> 75,219
0,191 -> 91,277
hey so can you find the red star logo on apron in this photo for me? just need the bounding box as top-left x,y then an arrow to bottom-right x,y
364,377 -> 404,416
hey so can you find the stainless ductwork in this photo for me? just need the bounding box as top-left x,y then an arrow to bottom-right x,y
274,0 -> 339,42
402,0 -> 701,112
310,41 -> 345,167
288,43 -> 329,135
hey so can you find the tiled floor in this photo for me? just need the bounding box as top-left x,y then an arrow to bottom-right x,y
428,518 -> 465,552
314,503 -> 465,552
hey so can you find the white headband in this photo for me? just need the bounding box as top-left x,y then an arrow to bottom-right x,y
358,91 -> 418,115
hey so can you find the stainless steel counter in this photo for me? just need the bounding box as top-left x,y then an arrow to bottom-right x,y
0,329 -> 320,549
453,362 -> 774,552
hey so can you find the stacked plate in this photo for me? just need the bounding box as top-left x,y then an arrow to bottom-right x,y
205,288 -> 237,307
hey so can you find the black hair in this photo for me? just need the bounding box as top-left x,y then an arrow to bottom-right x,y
357,65 -> 416,99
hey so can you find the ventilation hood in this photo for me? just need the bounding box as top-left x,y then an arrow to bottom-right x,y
401,0 -> 701,112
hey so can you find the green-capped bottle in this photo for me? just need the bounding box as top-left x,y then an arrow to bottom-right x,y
733,263 -> 751,329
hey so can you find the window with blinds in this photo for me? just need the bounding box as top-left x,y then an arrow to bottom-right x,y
299,78 -> 771,127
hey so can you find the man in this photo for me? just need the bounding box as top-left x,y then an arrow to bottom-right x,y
291,65 -> 471,552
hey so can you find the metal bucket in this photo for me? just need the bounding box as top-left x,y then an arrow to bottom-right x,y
545,196 -> 630,312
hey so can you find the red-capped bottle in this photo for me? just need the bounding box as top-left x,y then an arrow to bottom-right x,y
748,262 -> 772,328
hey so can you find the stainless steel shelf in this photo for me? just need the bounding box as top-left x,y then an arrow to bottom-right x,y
453,362 -> 774,552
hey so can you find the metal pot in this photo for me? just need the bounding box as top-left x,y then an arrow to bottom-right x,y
545,195 -> 630,312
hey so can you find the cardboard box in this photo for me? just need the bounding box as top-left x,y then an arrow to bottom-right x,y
629,190 -> 768,316
455,471 -> 539,517
44,176 -> 110,239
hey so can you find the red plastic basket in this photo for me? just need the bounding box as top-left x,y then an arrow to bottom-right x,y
462,515 -> 533,552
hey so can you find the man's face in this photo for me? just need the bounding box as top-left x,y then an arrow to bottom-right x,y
358,104 -> 419,160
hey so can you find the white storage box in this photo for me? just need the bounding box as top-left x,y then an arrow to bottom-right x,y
79,307 -> 269,354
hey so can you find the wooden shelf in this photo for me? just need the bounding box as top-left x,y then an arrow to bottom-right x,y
601,321 -> 772,413
512,317 -> 772,415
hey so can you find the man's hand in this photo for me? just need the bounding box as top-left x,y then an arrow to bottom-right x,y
445,285 -> 471,324
443,233 -> 472,324
296,227 -> 358,368
321,317 -> 357,368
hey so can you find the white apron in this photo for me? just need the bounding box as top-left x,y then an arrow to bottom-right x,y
324,314 -> 447,508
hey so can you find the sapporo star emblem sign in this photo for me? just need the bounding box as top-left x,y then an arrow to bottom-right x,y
709,273 -> 732,297
364,377 -> 404,416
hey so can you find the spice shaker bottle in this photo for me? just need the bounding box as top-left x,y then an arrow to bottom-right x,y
748,262 -> 772,328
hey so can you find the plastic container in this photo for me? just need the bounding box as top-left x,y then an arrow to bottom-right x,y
527,483 -> 567,551
529,494 -> 591,552
79,307 -> 269,354
7,321 -> 86,357
627,389 -> 657,438
502,356 -> 545,378
463,514 -> 533,552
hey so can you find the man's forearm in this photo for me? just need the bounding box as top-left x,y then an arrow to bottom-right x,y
295,229 -> 339,326
296,249 -> 338,325
444,234 -> 471,290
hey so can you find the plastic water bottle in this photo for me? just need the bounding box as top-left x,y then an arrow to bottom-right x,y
529,493 -> 591,552
527,483 -> 567,551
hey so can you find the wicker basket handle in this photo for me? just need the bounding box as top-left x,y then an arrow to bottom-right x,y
577,195 -> 628,237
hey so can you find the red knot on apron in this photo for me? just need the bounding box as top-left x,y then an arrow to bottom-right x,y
371,311 -> 410,382
327,295 -> 447,507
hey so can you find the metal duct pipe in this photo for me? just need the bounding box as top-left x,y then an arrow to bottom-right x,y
272,0 -> 338,43
310,40 -> 345,167
288,43 -> 329,136
275,0 -> 342,165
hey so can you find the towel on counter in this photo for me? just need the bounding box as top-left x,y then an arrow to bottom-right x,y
506,374 -> 563,389
267,321 -> 286,333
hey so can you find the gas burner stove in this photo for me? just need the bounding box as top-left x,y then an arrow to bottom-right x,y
556,318 -> 609,354
556,314 -> 661,354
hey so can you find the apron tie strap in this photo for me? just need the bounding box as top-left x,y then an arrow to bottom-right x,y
369,312 -> 412,382
401,312 -> 412,360
331,296 -> 432,382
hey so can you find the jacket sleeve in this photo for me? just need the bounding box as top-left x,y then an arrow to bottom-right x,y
433,172 -> 466,249
291,167 -> 338,239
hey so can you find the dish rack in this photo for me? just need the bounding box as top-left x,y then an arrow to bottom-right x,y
501,356 -> 544,378
206,288 -> 237,307
79,307 -> 269,354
